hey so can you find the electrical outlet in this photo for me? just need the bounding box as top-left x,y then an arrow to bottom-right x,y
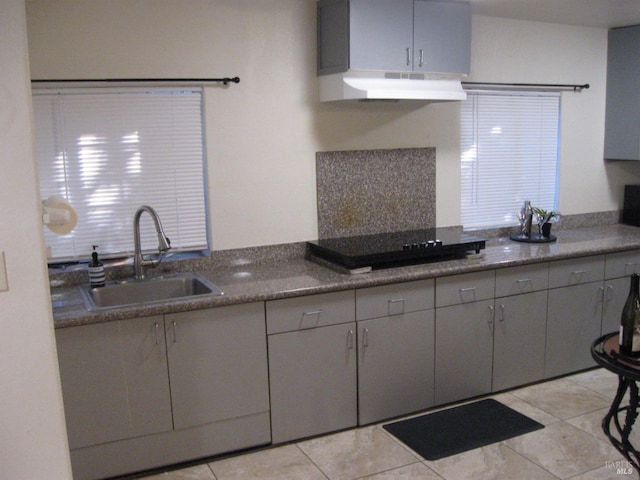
0,251 -> 8,292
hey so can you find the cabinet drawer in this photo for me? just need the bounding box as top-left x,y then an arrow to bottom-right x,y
495,263 -> 549,297
356,279 -> 434,320
266,290 -> 355,334
605,250 -> 640,279
435,270 -> 495,308
548,255 -> 605,289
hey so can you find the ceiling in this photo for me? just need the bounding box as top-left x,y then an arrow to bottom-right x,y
469,0 -> 640,29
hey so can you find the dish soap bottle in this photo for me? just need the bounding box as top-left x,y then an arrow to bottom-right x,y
620,273 -> 640,356
88,245 -> 105,288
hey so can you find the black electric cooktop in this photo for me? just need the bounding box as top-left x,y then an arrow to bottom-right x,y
307,228 -> 486,270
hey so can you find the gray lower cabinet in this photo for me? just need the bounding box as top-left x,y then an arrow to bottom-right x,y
357,309 -> 435,424
603,276 -> 631,335
492,263 -> 549,392
165,303 -> 270,430
435,299 -> 495,405
57,303 -> 271,480
356,279 -> 435,425
266,290 -> 357,444
492,291 -> 548,391
546,283 -> 604,377
435,270 -> 495,405
268,322 -> 357,443
545,256 -> 606,378
602,250 -> 640,334
56,315 -> 172,450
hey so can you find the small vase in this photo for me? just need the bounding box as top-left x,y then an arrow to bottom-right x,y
541,222 -> 552,238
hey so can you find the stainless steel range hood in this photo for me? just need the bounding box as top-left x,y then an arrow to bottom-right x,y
319,71 -> 466,102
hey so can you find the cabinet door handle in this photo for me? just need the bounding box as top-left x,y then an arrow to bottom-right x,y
406,47 -> 411,66
171,320 -> 177,343
154,321 -> 160,345
419,49 -> 424,67
362,327 -> 369,348
499,304 -> 505,323
347,329 -> 354,350
606,284 -> 614,302
597,285 -> 604,303
488,304 -> 494,326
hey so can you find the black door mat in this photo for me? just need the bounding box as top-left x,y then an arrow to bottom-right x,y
383,398 -> 544,461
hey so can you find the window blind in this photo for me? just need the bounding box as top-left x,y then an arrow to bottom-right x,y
460,90 -> 560,229
33,88 -> 208,261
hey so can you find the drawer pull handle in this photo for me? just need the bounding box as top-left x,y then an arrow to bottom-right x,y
459,287 -> 477,303
302,310 -> 322,317
388,298 -> 406,315
516,278 -> 533,291
570,270 -> 586,282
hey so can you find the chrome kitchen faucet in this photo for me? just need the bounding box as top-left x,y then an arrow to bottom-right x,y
133,205 -> 171,280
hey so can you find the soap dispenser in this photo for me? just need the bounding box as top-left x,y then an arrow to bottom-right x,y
88,245 -> 105,288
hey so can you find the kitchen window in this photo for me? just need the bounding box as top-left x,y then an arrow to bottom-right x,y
32,87 -> 208,262
460,90 -> 560,229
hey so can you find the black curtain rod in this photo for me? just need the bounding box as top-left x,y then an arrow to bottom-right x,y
462,81 -> 589,92
32,77 -> 241,85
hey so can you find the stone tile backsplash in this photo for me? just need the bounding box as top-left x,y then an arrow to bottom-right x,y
316,148 -> 436,239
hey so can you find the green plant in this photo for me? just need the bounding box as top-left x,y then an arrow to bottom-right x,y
532,207 -> 560,225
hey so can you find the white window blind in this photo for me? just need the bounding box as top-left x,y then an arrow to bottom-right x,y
33,88 -> 208,262
460,90 -> 560,229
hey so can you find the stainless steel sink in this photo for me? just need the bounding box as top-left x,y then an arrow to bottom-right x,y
79,272 -> 223,310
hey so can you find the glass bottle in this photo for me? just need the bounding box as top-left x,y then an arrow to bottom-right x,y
620,273 -> 640,356
520,200 -> 533,237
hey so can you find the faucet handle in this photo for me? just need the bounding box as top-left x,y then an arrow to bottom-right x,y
158,232 -> 171,252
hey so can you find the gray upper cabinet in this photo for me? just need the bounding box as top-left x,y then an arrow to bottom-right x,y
317,0 -> 471,75
413,0 -> 471,74
604,25 -> 640,160
350,0 -> 414,72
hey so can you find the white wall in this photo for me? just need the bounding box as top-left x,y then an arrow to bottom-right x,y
25,0 -> 640,250
0,1 -> 72,478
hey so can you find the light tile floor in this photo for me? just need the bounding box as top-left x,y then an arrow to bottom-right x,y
139,368 -> 636,480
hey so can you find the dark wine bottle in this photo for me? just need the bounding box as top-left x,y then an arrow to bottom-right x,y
620,273 -> 640,356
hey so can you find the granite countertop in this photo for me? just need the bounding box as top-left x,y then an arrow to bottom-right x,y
51,224 -> 640,329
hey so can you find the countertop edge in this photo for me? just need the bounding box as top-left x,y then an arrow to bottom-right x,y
51,225 -> 640,328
